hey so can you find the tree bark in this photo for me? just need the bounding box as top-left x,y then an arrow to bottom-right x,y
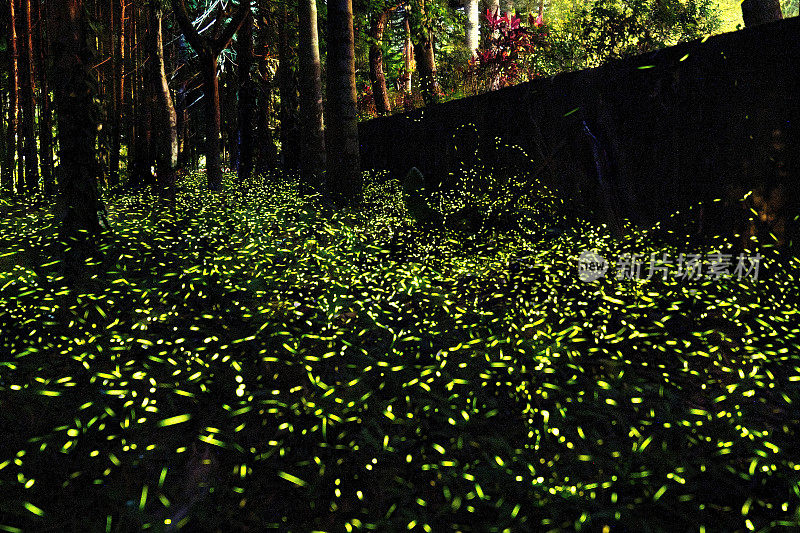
4,0 -> 20,192
109,0 -> 125,186
176,35 -> 191,169
256,84 -> 277,171
126,1 -> 136,180
131,5 -> 154,188
298,0 -> 326,187
94,0 -> 109,188
402,14 -> 413,110
34,0 -> 53,194
20,0 -> 38,194
0,68 -> 5,188
465,0 -> 480,59
224,78 -> 237,172
326,0 -> 361,206
149,5 -> 178,194
174,0 -> 251,191
51,0 -> 104,251
256,0 -> 279,172
237,11 -> 256,183
278,4 -> 301,171
741,0 -> 782,26
369,9 -> 392,116
410,0 -> 439,106
200,54 -> 223,189
176,80 -> 190,168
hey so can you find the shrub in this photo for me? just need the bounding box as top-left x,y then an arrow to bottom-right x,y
470,9 -> 549,92
544,0 -> 722,71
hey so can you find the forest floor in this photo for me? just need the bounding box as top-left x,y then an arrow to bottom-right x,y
1,170 -> 799,532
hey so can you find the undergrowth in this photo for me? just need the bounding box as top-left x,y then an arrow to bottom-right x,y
1,169 -> 799,532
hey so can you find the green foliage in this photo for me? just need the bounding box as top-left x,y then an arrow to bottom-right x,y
355,1 -> 471,116
781,0 -> 800,16
1,168 -> 799,531
358,0 -> 728,108
585,0 -> 720,62
507,0 -> 722,75
469,9 -> 549,91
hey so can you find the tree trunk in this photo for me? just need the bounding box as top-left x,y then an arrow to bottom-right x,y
298,0 -> 326,187
256,0 -> 279,172
34,0 -> 53,194
465,0 -> 480,59
109,0 -> 125,185
149,5 -> 178,194
176,80 -> 190,169
131,5 -> 154,188
51,0 -> 104,250
224,79 -> 237,172
278,5 -> 301,171
126,1 -> 136,180
237,11 -> 256,183
200,54 -> 223,190
369,10 -> 392,116
20,0 -> 38,194
0,69 -> 5,188
176,35 -> 191,169
402,14 -> 413,110
741,0 -> 782,26
4,0 -> 20,192
326,0 -> 361,206
94,0 -> 109,189
174,0 -> 251,190
256,86 -> 278,172
131,85 -> 154,188
410,0 -> 439,106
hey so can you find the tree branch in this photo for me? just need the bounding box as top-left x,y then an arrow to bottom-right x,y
212,0 -> 252,55
210,1 -> 226,42
174,0 -> 208,57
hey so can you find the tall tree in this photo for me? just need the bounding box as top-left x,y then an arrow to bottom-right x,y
131,4 -> 154,188
149,1 -> 178,194
410,0 -> 439,106
19,0 -> 38,193
175,0 -> 251,191
369,8 -> 392,115
278,3 -> 301,171
298,0 -> 326,186
175,35 -> 192,169
35,0 -> 53,194
126,0 -> 137,180
237,10 -> 256,183
741,0 -> 782,26
94,0 -> 110,188
51,0 -> 104,249
402,13 -> 414,110
326,0 -> 361,205
255,0 -> 279,172
0,64 -> 5,188
465,0 -> 480,58
4,0 -> 20,192
109,0 -> 125,186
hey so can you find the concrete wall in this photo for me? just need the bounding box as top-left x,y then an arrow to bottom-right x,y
358,17 -> 800,248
